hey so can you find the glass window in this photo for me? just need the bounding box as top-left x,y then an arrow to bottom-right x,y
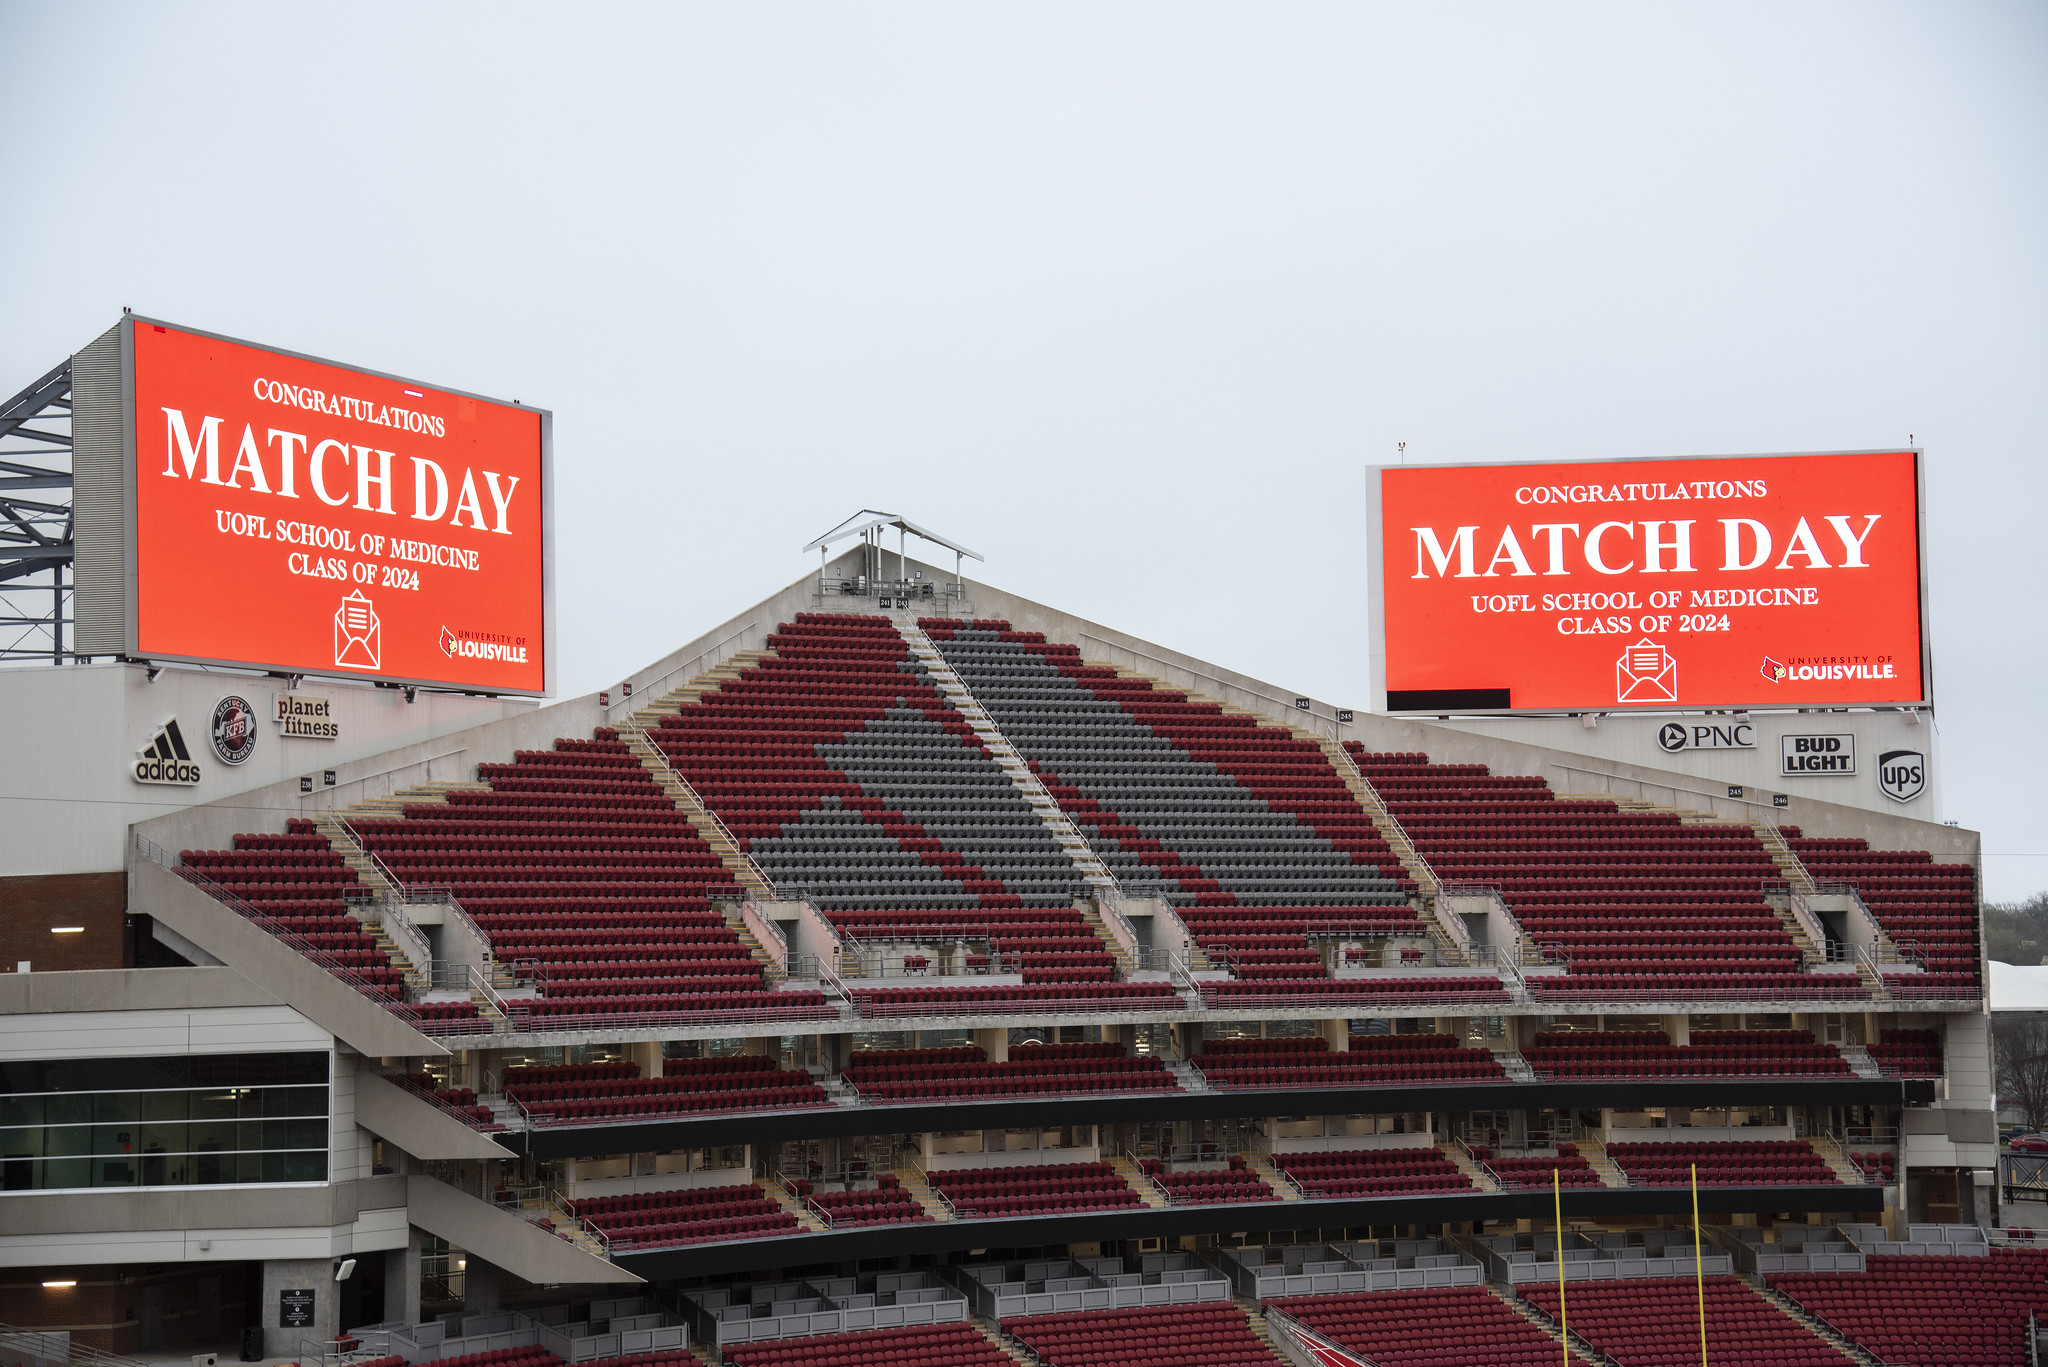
0,1052 -> 328,1191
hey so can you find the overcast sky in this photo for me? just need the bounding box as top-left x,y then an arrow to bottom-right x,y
4,4 -> 2043,898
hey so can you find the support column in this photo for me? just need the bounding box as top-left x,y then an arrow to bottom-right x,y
1172,1021 -> 1204,1061
741,1036 -> 776,1057
463,1258 -> 503,1314
819,1032 -> 851,1073
1665,1015 -> 1690,1045
1318,1019 -> 1350,1052
261,1258 -> 338,1358
974,1028 -> 1009,1062
626,1041 -> 664,1078
385,1229 -> 422,1328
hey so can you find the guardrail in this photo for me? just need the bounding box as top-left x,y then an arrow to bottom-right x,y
133,832 -> 408,1004
607,620 -> 757,715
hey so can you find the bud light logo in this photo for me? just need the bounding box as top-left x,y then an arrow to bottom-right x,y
1877,749 -> 1926,803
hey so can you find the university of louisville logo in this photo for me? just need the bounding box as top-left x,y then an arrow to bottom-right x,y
135,719 -> 202,786
1761,655 -> 1787,682
440,625 -> 459,656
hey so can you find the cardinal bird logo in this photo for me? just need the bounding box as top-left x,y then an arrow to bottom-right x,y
1761,655 -> 1787,683
440,626 -> 459,657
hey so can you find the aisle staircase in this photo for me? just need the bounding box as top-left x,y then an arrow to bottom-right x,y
1245,1153 -> 1302,1201
1572,1134 -> 1630,1189
972,1319 -> 1036,1367
1109,1155 -> 1171,1208
1806,1132 -> 1872,1186
1493,1288 -> 1606,1365
896,621 -> 1120,896
1441,1142 -> 1502,1193
887,1167 -> 953,1222
761,1178 -> 829,1234
617,721 -> 770,896
1317,734 -> 1442,898
1755,819 -> 1819,894
1235,1301 -> 1295,1367
1075,900 -> 1142,980
1752,1280 -> 1889,1367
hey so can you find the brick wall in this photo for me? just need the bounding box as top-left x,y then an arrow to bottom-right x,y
0,872 -> 127,973
0,1262 -> 248,1354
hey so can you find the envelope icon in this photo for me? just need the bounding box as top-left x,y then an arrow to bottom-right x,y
1616,638 -> 1677,703
334,590 -> 382,671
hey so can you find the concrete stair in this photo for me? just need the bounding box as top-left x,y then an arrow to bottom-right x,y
1441,1142 -> 1502,1193
1494,1288 -> 1605,1365
615,721 -> 770,896
1754,819 -> 1819,893
1573,1133 -> 1630,1189
887,1167 -> 953,1222
1109,1154 -> 1171,1208
1753,1280 -> 1889,1367
1805,1131 -> 1872,1186
1246,1152 -> 1302,1201
1234,1301 -> 1296,1367
897,621 -> 1120,895
1836,1043 -> 1883,1079
971,1319 -> 1035,1367
1075,900 -> 1142,980
1497,1051 -> 1539,1082
626,649 -> 771,725
1315,734 -> 1442,898
762,1177 -> 830,1233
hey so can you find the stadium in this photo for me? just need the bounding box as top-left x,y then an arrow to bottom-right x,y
0,317 -> 2018,1367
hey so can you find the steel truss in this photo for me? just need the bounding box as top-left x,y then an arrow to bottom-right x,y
0,360 -> 74,663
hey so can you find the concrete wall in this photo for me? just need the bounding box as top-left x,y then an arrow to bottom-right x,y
0,660 -> 532,879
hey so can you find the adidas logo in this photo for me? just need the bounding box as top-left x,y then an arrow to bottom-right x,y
134,719 -> 203,786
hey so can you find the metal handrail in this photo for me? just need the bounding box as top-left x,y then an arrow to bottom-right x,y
621,718 -> 760,879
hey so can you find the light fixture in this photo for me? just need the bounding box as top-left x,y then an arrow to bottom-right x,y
50,927 -> 84,935
43,1280 -> 76,1289
146,666 -> 162,683
404,687 -> 417,703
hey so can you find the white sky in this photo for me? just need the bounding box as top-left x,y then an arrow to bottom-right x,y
3,4 -> 2043,898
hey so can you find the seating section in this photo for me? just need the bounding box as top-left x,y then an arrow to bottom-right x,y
391,1071 -> 502,1131
179,821 -> 458,1015
648,614 -> 1170,1012
926,1160 -> 1143,1218
804,1181 -> 931,1227
1787,828 -> 1980,996
1848,1149 -> 1896,1184
1142,1158 -> 1276,1205
723,1325 -> 1012,1367
1270,1285 -> 1568,1367
1522,1276 -> 1854,1366
1351,749 -> 1858,1000
348,731 -> 830,1025
930,620 -> 1424,1004
843,1042 -> 1175,1102
502,1056 -> 828,1125
1867,1027 -> 1943,1076
1192,1033 -> 1509,1088
1472,1146 -> 1601,1189
1523,1029 -> 1852,1079
1605,1140 -> 1839,1187
565,1182 -> 798,1250
1274,1146 -> 1472,1198
414,1351 -> 687,1367
1773,1250 -> 2048,1366
1005,1303 -> 1287,1367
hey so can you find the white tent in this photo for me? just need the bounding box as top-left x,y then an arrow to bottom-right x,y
1989,961 -> 2048,1013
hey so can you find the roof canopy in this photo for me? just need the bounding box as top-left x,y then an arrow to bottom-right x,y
803,510 -> 983,563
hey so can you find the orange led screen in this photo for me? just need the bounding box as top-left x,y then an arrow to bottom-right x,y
1373,451 -> 1925,713
130,322 -> 548,693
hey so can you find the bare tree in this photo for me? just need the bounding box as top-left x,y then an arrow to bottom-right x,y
1995,1016 -> 2048,1132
